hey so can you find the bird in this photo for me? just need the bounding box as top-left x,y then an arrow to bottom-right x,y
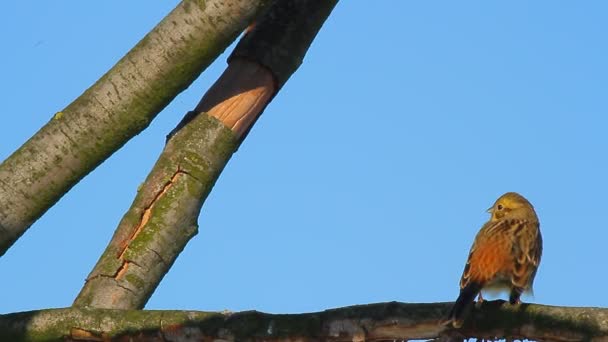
445,192 -> 543,328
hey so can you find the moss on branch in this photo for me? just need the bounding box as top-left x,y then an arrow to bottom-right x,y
1,301 -> 606,341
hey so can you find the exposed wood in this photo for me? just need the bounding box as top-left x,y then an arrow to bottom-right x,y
196,58 -> 276,139
73,0 -> 339,310
0,0 -> 269,257
72,114 -> 236,309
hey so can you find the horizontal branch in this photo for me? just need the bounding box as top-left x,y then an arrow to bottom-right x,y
1,301 -> 606,341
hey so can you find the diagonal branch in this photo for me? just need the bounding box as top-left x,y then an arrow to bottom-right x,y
0,0 -> 269,257
72,0 -> 339,309
1,301 -> 606,341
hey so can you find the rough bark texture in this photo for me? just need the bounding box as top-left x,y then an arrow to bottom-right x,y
0,0 -> 269,257
1,301 -> 607,341
73,0 -> 338,310
73,114 -> 237,309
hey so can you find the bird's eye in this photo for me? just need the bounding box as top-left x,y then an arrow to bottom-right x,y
497,204 -> 504,210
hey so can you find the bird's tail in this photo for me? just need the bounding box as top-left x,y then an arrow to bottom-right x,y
445,283 -> 482,328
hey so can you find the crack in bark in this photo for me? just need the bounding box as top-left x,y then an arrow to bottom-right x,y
148,247 -> 168,267
115,281 -> 136,295
114,257 -> 145,281
76,164 -> 196,305
116,168 -> 186,261
114,260 -> 130,280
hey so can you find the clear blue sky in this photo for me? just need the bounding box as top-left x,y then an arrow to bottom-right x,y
1,2 -> 607,315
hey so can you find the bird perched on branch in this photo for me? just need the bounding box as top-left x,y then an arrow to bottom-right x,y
446,192 -> 543,328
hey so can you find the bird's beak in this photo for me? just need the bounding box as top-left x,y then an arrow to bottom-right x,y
486,206 -> 493,213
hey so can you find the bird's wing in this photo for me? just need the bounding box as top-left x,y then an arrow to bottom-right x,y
459,220 -> 511,289
510,220 -> 542,290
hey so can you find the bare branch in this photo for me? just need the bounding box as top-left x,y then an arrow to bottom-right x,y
0,0 -> 269,256
1,301 -> 606,341
73,0 -> 338,310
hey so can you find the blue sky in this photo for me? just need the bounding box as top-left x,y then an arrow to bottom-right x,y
1,1 -> 607,316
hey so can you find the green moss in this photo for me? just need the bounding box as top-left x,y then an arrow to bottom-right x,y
125,274 -> 145,290
180,151 -> 211,181
124,231 -> 154,257
96,252 -> 124,275
24,323 -> 68,341
72,290 -> 95,309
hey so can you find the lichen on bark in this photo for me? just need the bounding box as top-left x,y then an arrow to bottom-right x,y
73,114 -> 237,309
0,0 -> 269,256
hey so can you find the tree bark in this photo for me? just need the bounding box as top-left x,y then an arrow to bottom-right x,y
72,112 -> 239,310
0,0 -> 269,257
72,0 -> 338,310
1,301 -> 606,341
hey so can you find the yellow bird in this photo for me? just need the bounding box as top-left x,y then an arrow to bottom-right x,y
446,192 -> 543,328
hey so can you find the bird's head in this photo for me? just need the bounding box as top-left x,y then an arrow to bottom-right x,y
487,192 -> 536,221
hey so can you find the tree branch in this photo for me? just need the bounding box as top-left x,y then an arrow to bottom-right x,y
72,113 -> 237,309
73,0 -> 338,310
0,0 -> 269,256
1,301 -> 606,341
